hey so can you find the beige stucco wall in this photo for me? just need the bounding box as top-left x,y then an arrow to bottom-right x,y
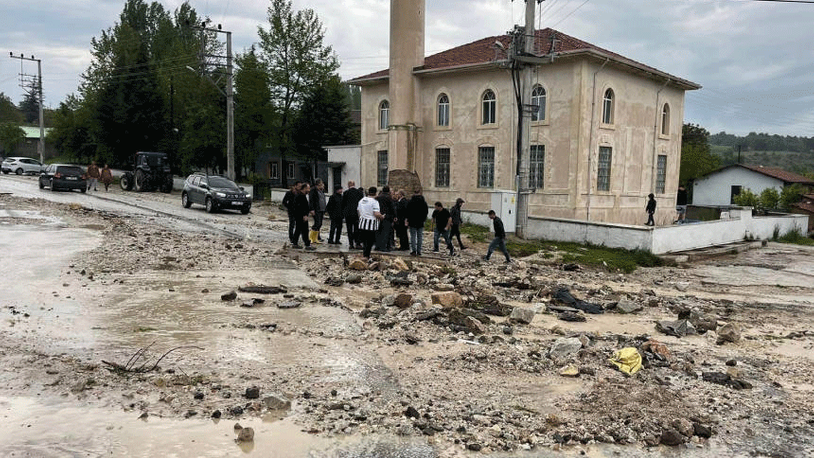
358,57 -> 687,226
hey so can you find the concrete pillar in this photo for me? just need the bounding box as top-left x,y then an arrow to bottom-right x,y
388,0 -> 425,172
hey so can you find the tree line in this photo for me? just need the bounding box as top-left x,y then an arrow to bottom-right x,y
4,0 -> 358,180
709,131 -> 814,154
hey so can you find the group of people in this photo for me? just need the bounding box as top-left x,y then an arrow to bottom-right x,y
86,161 -> 114,192
282,180 -> 512,263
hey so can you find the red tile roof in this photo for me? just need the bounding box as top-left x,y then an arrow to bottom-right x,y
349,28 -> 700,90
738,164 -> 814,186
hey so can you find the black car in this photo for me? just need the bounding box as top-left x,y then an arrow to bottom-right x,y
181,173 -> 251,214
39,164 -> 87,192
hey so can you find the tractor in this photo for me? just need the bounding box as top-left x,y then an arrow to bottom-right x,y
119,151 -> 173,193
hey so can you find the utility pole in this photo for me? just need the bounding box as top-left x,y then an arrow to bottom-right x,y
511,0 -> 542,238
8,52 -> 44,163
190,23 -> 235,181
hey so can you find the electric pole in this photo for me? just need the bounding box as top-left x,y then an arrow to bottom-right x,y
190,23 -> 235,181
512,0 -> 542,238
8,52 -> 44,163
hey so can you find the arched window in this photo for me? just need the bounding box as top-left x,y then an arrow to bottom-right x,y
379,100 -> 389,130
531,85 -> 546,122
602,89 -> 614,125
661,103 -> 670,135
437,94 -> 450,127
482,90 -> 496,125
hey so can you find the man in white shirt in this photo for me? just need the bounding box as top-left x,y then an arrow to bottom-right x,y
357,186 -> 384,259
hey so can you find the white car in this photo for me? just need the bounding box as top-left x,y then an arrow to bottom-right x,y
2,157 -> 43,175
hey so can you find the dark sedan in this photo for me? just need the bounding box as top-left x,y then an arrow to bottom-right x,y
39,164 -> 87,192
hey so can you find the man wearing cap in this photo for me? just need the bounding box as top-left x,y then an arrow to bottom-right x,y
449,197 -> 466,250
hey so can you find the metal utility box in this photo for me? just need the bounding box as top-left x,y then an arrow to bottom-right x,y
490,190 -> 517,233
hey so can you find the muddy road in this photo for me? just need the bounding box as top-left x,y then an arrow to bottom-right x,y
1,174 -> 813,458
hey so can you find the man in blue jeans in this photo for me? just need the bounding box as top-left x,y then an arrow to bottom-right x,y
484,210 -> 511,263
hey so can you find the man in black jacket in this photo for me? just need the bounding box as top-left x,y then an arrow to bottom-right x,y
393,190 -> 410,250
341,180 -> 363,249
292,182 -> 315,250
375,186 -> 395,251
484,210 -> 511,263
326,185 -> 344,244
282,181 -> 301,244
405,188 -> 428,256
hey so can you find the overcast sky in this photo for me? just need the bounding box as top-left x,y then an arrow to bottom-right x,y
2,0 -> 813,136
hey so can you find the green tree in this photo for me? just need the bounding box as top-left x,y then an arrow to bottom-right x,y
18,89 -> 41,124
234,46 -> 274,179
759,188 -> 780,211
733,188 -> 758,209
292,74 -> 356,161
680,123 -> 720,185
0,123 -> 26,154
0,93 -> 23,124
780,184 -> 805,211
49,94 -> 96,162
257,0 -> 339,162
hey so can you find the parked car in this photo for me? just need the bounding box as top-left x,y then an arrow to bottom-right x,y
2,157 -> 43,175
181,173 -> 251,214
39,164 -> 87,192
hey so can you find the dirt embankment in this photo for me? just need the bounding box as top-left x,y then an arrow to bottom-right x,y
2,194 -> 814,457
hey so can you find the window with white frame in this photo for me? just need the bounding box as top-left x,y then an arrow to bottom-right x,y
435,147 -> 450,187
656,154 -> 667,194
602,89 -> 614,125
437,94 -> 450,127
379,100 -> 389,130
377,150 -> 388,186
481,90 -> 496,125
478,146 -> 495,188
287,162 -> 295,178
531,85 -> 546,122
661,103 -> 670,135
597,146 -> 612,191
270,162 -> 279,179
529,144 -> 545,189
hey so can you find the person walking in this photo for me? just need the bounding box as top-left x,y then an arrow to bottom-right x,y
357,186 -> 383,259
326,185 -> 344,244
675,185 -> 688,224
309,179 -> 327,243
405,188 -> 428,256
645,193 -> 657,226
86,161 -> 100,192
375,186 -> 395,252
341,180 -> 363,249
100,164 -> 113,192
484,210 -> 511,263
394,190 -> 410,251
282,181 -> 300,244
431,201 -> 455,256
292,182 -> 315,250
449,197 -> 466,250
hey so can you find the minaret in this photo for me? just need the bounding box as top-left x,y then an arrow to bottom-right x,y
388,0 -> 425,172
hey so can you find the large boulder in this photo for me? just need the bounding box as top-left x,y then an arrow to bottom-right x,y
716,323 -> 741,344
548,337 -> 583,361
508,307 -> 535,324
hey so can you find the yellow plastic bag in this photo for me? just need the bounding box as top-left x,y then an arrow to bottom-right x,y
609,347 -> 642,375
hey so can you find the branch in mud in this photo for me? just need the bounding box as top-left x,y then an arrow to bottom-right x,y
102,343 -> 204,374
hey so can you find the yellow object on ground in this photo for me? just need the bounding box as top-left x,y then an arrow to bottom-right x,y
309,230 -> 319,244
609,347 -> 642,375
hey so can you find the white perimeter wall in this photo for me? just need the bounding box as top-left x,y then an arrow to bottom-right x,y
463,208 -> 808,254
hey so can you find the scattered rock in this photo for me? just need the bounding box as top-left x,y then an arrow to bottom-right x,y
558,311 -> 586,322
615,298 -> 643,314
394,293 -> 413,309
433,283 -> 455,292
236,427 -> 255,442
548,337 -> 583,361
660,428 -> 685,446
656,319 -> 696,337
391,258 -> 410,271
404,406 -> 420,418
559,365 -> 579,377
221,291 -> 237,301
263,394 -> 291,410
346,274 -> 362,284
431,291 -> 463,308
277,301 -> 301,309
716,323 -> 742,344
239,285 -> 287,294
245,387 -> 261,399
508,306 -> 535,324
702,371 -> 752,390
348,259 -> 368,271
